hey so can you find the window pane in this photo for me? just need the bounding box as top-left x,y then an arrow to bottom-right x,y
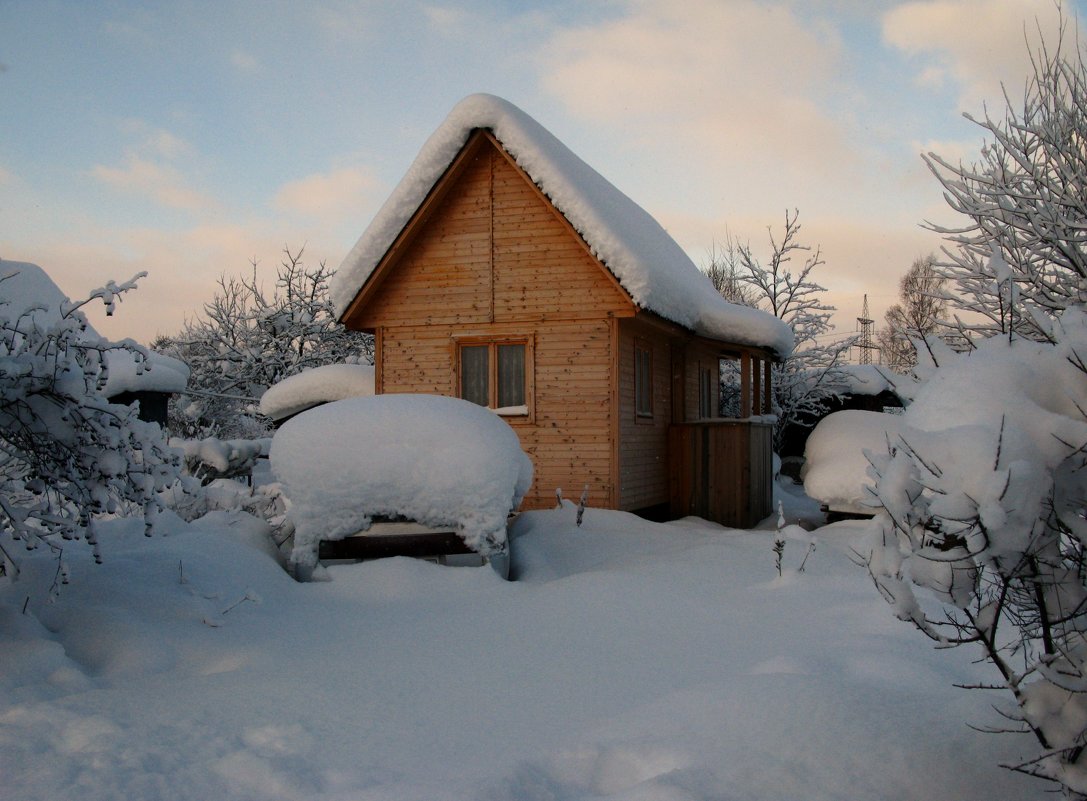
635,345 -> 652,416
497,344 -> 525,408
460,345 -> 489,406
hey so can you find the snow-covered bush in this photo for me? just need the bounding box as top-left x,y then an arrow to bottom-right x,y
924,26 -> 1087,344
159,247 -> 373,439
861,309 -> 1087,793
270,394 -> 533,579
172,436 -> 269,485
0,267 -> 180,574
858,22 -> 1087,795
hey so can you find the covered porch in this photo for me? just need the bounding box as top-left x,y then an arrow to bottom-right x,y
669,348 -> 775,528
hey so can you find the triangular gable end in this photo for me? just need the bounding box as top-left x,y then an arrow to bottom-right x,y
340,130 -> 636,328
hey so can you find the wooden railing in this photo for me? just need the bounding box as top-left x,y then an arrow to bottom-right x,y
668,420 -> 774,529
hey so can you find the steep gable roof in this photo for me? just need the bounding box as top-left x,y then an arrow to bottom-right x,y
331,94 -> 793,357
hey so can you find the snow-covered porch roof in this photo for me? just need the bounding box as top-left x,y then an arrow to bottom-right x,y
330,94 -> 793,358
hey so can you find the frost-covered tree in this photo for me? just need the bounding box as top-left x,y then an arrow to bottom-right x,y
161,247 -> 373,439
877,254 -> 949,373
923,23 -> 1087,344
862,18 -> 1087,797
0,269 -> 180,576
722,210 -> 853,450
702,233 -> 756,307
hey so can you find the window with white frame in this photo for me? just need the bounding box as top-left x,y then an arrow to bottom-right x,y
457,338 -> 530,414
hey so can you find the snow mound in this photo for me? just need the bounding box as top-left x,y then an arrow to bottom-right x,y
803,410 -> 904,515
2,259 -> 188,395
103,350 -> 190,395
271,394 -> 533,573
0,259 -> 68,324
259,363 -> 375,422
331,93 -> 793,357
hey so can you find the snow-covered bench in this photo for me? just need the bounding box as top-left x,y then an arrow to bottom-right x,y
801,409 -> 903,521
270,393 -> 533,580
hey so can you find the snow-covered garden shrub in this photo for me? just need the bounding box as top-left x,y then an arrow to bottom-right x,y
861,320 -> 1087,791
172,436 -> 269,485
859,20 -> 1087,795
270,394 -> 533,580
158,247 -> 373,439
0,267 -> 180,574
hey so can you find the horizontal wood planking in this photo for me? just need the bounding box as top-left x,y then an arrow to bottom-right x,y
377,313 -> 616,511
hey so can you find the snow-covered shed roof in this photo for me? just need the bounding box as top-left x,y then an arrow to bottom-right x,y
331,94 -> 793,358
827,364 -> 907,398
0,259 -> 189,395
259,363 -> 375,422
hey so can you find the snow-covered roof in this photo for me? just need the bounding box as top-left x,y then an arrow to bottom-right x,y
258,363 -> 375,421
102,350 -> 190,396
1,259 -> 69,327
827,364 -> 908,398
331,94 -> 793,357
0,258 -> 189,395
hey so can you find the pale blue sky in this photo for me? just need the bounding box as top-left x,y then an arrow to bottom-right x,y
2,0 -> 1083,343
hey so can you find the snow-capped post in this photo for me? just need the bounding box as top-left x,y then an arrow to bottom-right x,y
576,484 -> 588,527
0,268 -> 181,580
860,16 -> 1087,796
773,501 -> 786,577
555,487 -> 563,509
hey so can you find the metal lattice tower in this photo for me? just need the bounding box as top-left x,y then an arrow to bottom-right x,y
855,294 -> 878,365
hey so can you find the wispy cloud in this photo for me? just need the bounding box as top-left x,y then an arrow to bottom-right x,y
231,50 -> 260,73
882,0 -> 1073,114
90,155 -> 214,212
273,166 -> 381,220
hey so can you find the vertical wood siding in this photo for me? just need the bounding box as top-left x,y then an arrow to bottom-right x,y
667,421 -> 773,528
616,318 -> 674,511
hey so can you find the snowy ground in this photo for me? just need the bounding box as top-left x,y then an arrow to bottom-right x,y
1,484 -> 1039,801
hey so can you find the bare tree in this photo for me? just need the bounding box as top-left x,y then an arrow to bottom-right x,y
702,232 -> 756,307
877,254 -> 949,372
724,210 -> 854,451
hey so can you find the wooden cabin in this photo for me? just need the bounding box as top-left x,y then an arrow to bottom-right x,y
331,95 -> 792,527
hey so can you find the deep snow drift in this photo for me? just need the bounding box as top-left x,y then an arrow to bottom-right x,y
0,490 -> 1037,801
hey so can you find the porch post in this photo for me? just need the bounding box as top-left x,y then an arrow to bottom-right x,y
740,352 -> 751,418
762,358 -> 772,415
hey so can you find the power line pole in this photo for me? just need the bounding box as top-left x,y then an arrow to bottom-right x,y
855,294 -> 878,365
